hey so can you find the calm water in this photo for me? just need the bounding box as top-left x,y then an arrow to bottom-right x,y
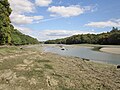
44,45 -> 120,64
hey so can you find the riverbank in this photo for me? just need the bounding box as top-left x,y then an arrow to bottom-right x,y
0,45 -> 120,90
74,44 -> 120,55
100,47 -> 120,54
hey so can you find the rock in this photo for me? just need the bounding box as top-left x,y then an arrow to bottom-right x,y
117,65 -> 120,69
20,47 -> 23,49
61,48 -> 65,50
82,58 -> 90,61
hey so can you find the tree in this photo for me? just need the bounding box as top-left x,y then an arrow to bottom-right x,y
45,27 -> 120,45
0,0 -> 39,45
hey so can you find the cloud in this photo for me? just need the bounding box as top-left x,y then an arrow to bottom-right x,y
36,17 -> 62,23
39,30 -> 96,41
10,13 -> 44,25
13,26 -> 96,41
48,5 -> 94,17
8,0 -> 35,14
85,19 -> 120,28
35,0 -> 52,6
8,0 -> 98,41
45,30 -> 73,36
14,26 -> 39,39
48,5 -> 84,17
14,26 -> 33,35
8,0 -> 44,25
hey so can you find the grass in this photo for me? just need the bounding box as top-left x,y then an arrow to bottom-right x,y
0,45 -> 120,90
51,73 -> 62,77
44,64 -> 53,69
64,75 -> 70,78
0,57 -> 23,70
16,69 -> 44,78
59,86 -> 76,90
0,46 -> 18,55
92,46 -> 103,51
37,59 -> 51,63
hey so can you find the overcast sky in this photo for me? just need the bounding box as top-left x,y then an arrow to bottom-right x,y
8,0 -> 120,41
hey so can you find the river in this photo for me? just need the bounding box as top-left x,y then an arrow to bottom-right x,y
44,45 -> 120,65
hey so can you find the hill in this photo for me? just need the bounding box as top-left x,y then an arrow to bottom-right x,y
0,0 -> 39,45
45,27 -> 120,45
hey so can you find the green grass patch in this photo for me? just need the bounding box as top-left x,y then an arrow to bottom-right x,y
0,46 -> 21,55
0,58 -> 23,70
92,46 -> 103,51
59,86 -> 75,90
37,59 -> 50,63
64,75 -> 70,78
16,69 -> 44,78
52,73 -> 62,77
44,64 -> 53,69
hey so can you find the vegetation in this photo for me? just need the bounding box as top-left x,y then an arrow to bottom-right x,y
44,64 -> 53,69
0,0 -> 39,45
11,28 -> 39,45
92,46 -> 103,51
45,27 -> 120,45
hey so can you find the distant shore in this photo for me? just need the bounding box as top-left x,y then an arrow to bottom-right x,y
74,44 -> 120,55
100,47 -> 120,54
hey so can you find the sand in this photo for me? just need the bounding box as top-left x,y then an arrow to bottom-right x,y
100,47 -> 120,54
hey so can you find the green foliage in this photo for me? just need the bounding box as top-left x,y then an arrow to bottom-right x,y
44,64 -> 53,69
0,0 -> 39,45
0,0 -> 11,45
45,27 -> 120,45
11,29 -> 39,45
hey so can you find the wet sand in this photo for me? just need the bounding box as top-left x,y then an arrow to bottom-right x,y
100,47 -> 120,54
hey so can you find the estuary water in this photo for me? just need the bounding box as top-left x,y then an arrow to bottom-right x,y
44,45 -> 120,64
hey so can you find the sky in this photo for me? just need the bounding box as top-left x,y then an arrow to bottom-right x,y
8,0 -> 120,41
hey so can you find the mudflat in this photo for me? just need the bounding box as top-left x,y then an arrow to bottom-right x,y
0,45 -> 120,90
100,47 -> 120,54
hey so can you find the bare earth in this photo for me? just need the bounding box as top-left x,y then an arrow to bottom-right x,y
0,45 -> 120,90
100,47 -> 120,54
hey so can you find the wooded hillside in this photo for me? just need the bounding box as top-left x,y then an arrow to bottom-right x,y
45,27 -> 120,45
0,0 -> 39,45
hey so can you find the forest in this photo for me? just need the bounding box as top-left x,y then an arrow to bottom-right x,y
45,27 -> 120,45
0,0 -> 39,45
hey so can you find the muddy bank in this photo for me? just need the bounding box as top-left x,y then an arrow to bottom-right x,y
74,44 -> 120,55
100,47 -> 120,54
0,45 -> 120,90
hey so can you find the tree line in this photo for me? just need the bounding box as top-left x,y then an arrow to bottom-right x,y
0,0 -> 39,45
45,27 -> 120,45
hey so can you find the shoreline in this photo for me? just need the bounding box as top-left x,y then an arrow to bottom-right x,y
71,44 -> 120,55
100,47 -> 120,55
